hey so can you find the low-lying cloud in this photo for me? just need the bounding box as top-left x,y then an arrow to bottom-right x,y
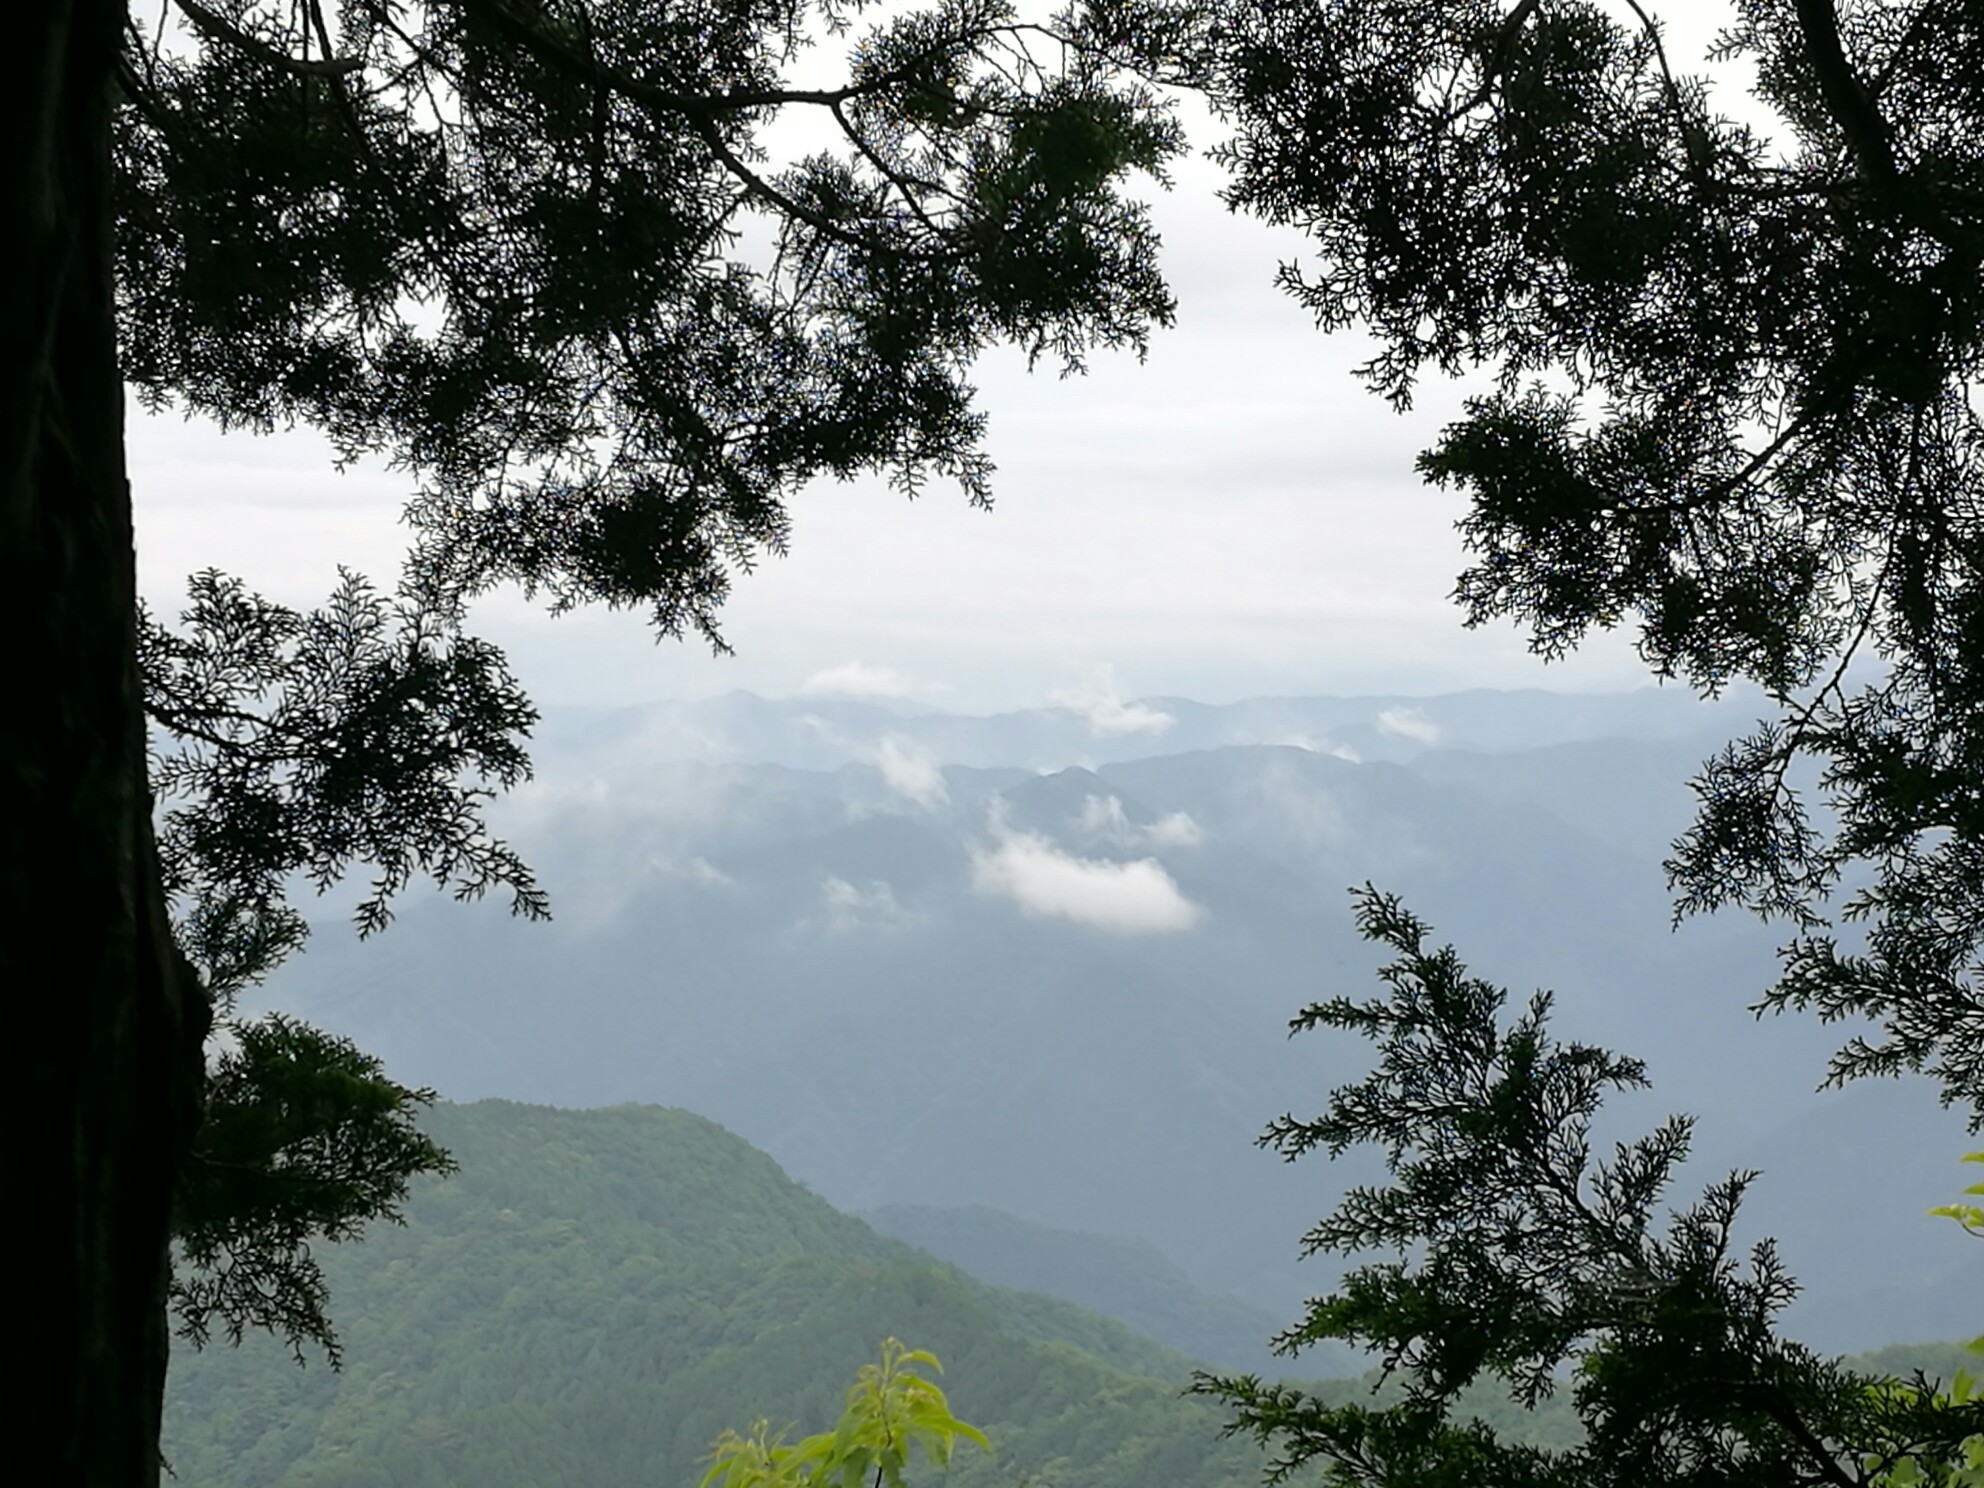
1376,706 -> 1441,744
793,715 -> 950,810
1053,666 -> 1173,737
1075,794 -> 1204,849
876,733 -> 949,810
817,876 -> 915,931
972,815 -> 1202,935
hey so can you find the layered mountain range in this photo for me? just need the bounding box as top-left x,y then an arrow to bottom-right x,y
261,687 -> 1982,1353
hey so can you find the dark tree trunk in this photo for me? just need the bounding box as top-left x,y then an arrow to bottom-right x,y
5,3 -> 209,1484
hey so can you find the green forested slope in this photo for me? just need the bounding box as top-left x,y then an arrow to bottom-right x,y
162,1100 -> 1978,1488
162,1101 -> 1269,1488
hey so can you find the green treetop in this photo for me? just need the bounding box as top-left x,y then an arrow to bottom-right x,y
703,1340 -> 991,1488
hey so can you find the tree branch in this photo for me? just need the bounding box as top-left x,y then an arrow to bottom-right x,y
1618,0 -> 1715,189
687,114 -> 872,250
462,0 -> 930,248
1789,0 -> 1899,186
1745,1380 -> 1863,1488
172,0 -> 367,77
468,0 -> 914,117
1441,0 -> 1543,124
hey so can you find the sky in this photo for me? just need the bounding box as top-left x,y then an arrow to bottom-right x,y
127,4 -> 1752,718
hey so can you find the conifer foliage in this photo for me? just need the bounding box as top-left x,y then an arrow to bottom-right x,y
117,0 -> 1191,646
13,2 -> 1192,1481
1195,888 -> 1984,1488
1202,0 -> 1984,1121
118,0 -> 1194,1389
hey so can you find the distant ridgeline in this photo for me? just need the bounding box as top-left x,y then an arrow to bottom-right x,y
265,689 -> 1981,1353
164,1101 -> 1975,1488
860,1204 -> 1292,1380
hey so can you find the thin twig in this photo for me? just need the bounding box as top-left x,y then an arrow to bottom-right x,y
1618,0 -> 1714,189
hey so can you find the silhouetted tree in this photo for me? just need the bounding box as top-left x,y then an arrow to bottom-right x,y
1195,889 -> 1984,1488
144,566 -> 543,1366
1195,5 -> 1984,1478
12,2 -> 1188,1482
1203,0 -> 1984,1121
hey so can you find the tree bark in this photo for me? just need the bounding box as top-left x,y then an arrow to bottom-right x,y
5,3 -> 209,1483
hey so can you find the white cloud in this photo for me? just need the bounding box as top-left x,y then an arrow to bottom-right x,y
651,854 -> 733,887
799,661 -> 923,699
1376,706 -> 1441,744
1052,666 -> 1173,737
1246,755 -> 1351,852
971,813 -> 1202,935
1074,794 -> 1203,849
791,716 -> 951,808
817,876 -> 914,931
1075,794 -> 1135,838
876,733 -> 949,810
1262,732 -> 1360,762
1142,811 -> 1205,848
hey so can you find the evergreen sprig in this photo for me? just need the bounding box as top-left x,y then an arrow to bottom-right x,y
1195,887 -> 1984,1488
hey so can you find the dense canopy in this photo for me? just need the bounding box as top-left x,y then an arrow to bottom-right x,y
118,0 -> 1190,643
1204,0 -> 1984,1120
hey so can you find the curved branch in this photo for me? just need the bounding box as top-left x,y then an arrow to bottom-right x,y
469,0 -> 917,117
830,100 -> 956,235
688,115 -> 871,251
1618,0 -> 1714,189
172,0 -> 366,77
463,0 -> 940,249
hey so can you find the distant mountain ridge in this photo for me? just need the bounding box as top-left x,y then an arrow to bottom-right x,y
259,688 -> 1982,1354
864,1204 -> 1289,1378
530,684 -> 1762,777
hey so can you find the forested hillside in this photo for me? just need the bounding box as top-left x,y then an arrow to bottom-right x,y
164,1100 -> 1977,1488
864,1204 -> 1287,1377
162,1101 -> 1273,1488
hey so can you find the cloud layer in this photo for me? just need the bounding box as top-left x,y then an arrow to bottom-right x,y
971,816 -> 1202,935
1376,706 -> 1441,744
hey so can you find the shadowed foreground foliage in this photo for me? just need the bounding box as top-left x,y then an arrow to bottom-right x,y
1196,889 -> 1984,1488
1202,0 -> 1984,1122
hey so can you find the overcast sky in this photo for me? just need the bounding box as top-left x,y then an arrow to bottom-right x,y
128,5 -> 1754,718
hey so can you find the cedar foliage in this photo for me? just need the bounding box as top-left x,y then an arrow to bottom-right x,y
1195,888 -> 1984,1488
1201,0 -> 1984,1122
120,0 -> 1193,1374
